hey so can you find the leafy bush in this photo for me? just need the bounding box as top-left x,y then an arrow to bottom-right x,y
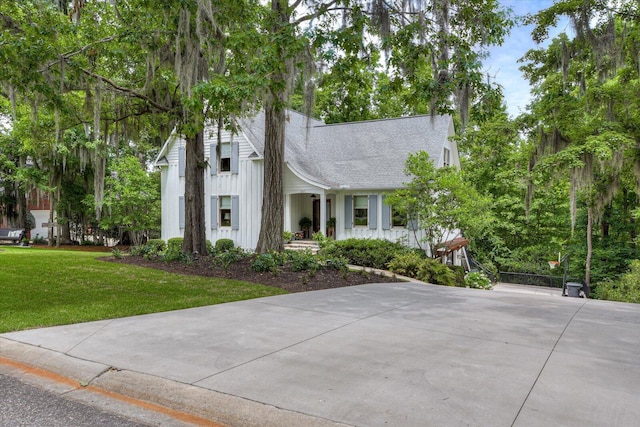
206,240 -> 215,256
215,238 -> 235,252
146,239 -> 166,254
32,234 -> 47,245
449,265 -> 467,287
312,231 -> 330,247
319,255 -> 349,272
283,231 -> 293,242
251,252 -> 282,273
592,260 -> 640,303
164,237 -> 184,262
111,248 -> 124,259
420,260 -> 456,286
288,250 -> 319,272
465,272 -> 492,290
320,238 -> 415,270
387,252 -> 425,278
387,253 -> 456,286
213,247 -> 247,269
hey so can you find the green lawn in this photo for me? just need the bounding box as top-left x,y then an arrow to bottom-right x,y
0,247 -> 286,333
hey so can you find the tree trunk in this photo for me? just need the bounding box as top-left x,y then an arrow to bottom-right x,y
585,205 -> 593,287
182,130 -> 207,255
256,0 -> 289,254
256,100 -> 285,253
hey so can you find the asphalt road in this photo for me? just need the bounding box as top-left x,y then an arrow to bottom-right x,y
0,368 -> 194,427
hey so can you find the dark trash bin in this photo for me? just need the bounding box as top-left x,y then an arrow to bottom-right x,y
567,282 -> 582,297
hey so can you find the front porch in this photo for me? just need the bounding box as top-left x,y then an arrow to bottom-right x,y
284,192 -> 335,239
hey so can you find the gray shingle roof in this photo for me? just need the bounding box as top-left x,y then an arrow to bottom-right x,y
239,110 -> 454,190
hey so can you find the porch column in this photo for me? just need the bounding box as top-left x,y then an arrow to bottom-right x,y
284,194 -> 291,231
320,192 -> 326,236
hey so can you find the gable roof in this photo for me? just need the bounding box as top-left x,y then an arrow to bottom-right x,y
239,110 -> 455,190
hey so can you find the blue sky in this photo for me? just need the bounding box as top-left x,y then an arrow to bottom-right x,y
488,0 -> 569,117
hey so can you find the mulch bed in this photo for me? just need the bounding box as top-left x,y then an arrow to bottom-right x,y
106,254 -> 402,293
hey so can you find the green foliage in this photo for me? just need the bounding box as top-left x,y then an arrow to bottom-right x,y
592,260 -> 640,303
206,240 -> 215,256
312,231 -> 330,246
387,252 -> 456,286
465,272 -> 492,290
164,238 -> 185,262
298,217 -> 312,229
288,250 -> 319,272
147,239 -> 167,254
32,234 -> 47,245
421,261 -> 457,287
111,248 -> 124,259
320,238 -> 414,270
213,247 -> 247,270
386,252 -> 426,279
101,156 -> 161,246
131,239 -> 167,258
283,231 -> 293,242
215,238 -> 235,252
251,252 -> 282,274
319,255 -> 349,272
386,151 -> 495,256
450,265 -> 467,287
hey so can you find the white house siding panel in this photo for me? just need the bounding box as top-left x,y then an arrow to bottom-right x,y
334,191 -> 425,249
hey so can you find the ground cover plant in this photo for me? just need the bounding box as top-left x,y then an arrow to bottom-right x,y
0,247 -> 286,333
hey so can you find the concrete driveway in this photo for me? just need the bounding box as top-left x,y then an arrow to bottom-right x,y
1,282 -> 639,426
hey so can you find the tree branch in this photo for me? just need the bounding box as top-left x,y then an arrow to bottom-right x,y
77,66 -> 172,113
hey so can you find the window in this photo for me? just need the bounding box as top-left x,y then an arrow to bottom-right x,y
392,206 -> 407,227
354,196 -> 368,226
443,147 -> 451,167
220,142 -> 231,172
219,196 -> 232,227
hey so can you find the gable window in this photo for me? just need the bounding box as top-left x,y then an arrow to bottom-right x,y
220,142 -> 231,172
219,196 -> 232,227
443,147 -> 451,167
354,196 -> 368,226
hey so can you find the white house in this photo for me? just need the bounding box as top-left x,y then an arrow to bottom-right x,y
155,110 -> 460,256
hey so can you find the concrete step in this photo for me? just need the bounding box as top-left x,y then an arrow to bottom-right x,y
284,240 -> 320,254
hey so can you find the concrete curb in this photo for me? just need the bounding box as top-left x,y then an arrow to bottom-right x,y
0,337 -> 350,427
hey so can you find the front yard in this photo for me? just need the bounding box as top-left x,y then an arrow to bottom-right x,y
0,246 -> 286,333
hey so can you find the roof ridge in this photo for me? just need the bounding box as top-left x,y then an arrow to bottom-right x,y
317,114 -> 449,128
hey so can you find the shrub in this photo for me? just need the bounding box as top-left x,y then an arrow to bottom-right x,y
387,253 -> 456,286
146,239 -> 166,254
465,272 -> 492,290
206,240 -> 215,256
32,234 -> 47,245
320,238 -> 415,270
283,231 -> 293,242
387,252 -> 425,279
251,253 -> 281,273
111,248 -> 124,259
449,265 -> 467,287
419,259 -> 456,286
288,250 -> 319,272
319,255 -> 349,272
215,238 -> 235,252
213,247 -> 247,269
164,237 -> 184,262
592,259 -> 640,303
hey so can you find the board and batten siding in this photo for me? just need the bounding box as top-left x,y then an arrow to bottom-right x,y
160,128 -> 264,250
335,191 -> 425,249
